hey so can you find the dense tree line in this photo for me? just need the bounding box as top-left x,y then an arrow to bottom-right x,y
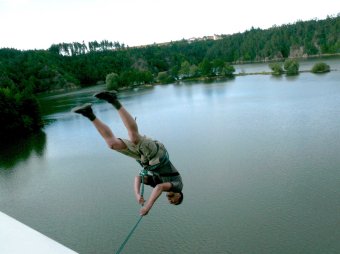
0,15 -> 339,140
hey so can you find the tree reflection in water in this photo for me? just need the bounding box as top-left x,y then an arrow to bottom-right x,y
0,131 -> 46,170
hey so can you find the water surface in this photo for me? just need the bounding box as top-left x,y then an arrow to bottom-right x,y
1,58 -> 340,254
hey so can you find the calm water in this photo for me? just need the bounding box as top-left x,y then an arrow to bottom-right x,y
1,58 -> 340,254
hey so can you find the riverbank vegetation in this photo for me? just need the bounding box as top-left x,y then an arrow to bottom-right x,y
0,15 -> 339,140
311,62 -> 331,73
269,59 -> 300,75
269,60 -> 331,76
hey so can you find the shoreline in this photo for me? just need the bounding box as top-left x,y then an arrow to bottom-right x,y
38,55 -> 339,94
232,53 -> 340,65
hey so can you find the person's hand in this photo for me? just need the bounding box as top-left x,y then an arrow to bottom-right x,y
140,206 -> 150,216
136,194 -> 145,205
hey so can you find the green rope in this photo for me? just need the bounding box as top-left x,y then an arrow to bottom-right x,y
115,216 -> 143,254
115,170 -> 147,254
140,170 -> 145,198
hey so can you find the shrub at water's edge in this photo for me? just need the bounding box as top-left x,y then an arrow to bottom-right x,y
269,63 -> 284,75
311,62 -> 330,73
268,60 -> 333,76
268,59 -> 300,76
284,59 -> 300,75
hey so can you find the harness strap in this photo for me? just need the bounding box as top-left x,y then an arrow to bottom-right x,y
143,150 -> 170,171
158,172 -> 180,177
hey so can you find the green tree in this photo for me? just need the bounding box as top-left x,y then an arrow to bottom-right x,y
198,59 -> 213,76
269,62 -> 284,75
106,72 -> 119,90
0,87 -> 43,141
311,62 -> 330,73
133,70 -> 153,85
157,71 -> 174,84
212,59 -> 225,75
178,61 -> 191,79
189,64 -> 199,77
221,64 -> 235,77
284,59 -> 299,75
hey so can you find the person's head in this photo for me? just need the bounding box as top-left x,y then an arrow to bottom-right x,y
166,191 -> 183,205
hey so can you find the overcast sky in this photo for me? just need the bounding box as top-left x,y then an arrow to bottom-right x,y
0,0 -> 338,50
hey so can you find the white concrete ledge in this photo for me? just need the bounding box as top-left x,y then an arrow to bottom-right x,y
0,211 -> 78,254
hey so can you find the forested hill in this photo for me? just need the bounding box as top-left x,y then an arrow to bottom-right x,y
0,15 -> 339,140
1,15 -> 339,92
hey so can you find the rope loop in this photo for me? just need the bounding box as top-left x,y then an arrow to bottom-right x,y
139,169 -> 148,176
139,169 -> 148,198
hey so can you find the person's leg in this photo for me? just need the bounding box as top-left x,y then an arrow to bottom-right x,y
72,103 -> 126,150
92,118 -> 126,150
117,106 -> 141,144
94,91 -> 141,144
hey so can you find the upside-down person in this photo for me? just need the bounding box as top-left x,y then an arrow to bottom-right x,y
72,91 -> 183,216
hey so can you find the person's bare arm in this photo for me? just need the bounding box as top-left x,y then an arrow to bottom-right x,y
140,182 -> 172,216
134,176 -> 145,205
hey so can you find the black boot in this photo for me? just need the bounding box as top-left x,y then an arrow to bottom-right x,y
72,103 -> 96,121
94,91 -> 122,110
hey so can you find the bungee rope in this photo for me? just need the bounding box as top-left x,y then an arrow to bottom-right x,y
115,170 -> 147,254
115,216 -> 143,254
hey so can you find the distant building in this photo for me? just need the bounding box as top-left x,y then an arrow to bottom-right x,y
130,34 -> 223,48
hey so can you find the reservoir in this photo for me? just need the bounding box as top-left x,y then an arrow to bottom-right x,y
1,57 -> 340,253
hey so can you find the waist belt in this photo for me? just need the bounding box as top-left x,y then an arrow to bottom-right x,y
159,172 -> 180,177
